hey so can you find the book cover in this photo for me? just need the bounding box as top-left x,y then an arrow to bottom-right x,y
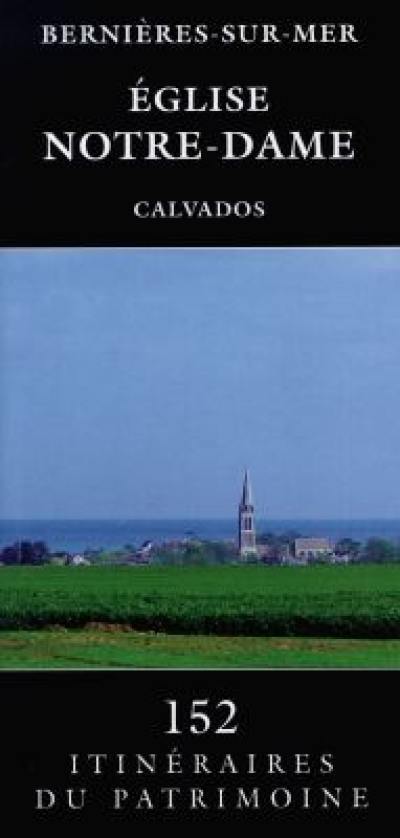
1,1 -> 399,830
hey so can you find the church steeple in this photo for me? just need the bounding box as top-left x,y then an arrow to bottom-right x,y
238,469 -> 257,558
241,469 -> 253,507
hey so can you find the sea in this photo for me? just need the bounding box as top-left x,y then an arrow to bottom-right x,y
1,519 -> 400,553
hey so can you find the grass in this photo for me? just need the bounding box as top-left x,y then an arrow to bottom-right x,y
0,627 -> 399,668
1,564 -> 400,639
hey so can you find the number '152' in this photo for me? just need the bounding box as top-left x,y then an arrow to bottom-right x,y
165,699 -> 238,735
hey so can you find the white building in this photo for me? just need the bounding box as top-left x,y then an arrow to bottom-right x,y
294,538 -> 333,561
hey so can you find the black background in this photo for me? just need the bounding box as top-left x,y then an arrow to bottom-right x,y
1,1 -> 399,245
0,2 -> 399,831
2,671 -> 397,830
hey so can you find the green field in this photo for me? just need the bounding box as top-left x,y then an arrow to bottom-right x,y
0,564 -> 400,667
0,628 -> 399,668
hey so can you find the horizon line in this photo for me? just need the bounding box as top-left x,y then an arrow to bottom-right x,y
1,516 -> 400,523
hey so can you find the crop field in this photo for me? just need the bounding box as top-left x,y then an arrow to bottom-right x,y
0,564 -> 400,639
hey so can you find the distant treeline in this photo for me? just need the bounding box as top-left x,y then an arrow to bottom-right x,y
1,535 -> 400,566
0,541 -> 49,565
257,532 -> 400,564
153,536 -> 400,565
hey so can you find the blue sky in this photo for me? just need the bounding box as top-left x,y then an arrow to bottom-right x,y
1,248 -> 399,519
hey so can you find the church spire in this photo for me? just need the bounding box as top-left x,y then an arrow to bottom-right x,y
238,469 -> 257,559
241,468 -> 253,506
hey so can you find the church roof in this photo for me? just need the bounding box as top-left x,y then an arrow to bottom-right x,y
294,538 -> 331,551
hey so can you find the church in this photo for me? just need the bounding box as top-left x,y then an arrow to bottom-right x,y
238,470 -> 258,558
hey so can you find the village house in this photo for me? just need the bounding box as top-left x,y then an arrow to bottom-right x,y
294,538 -> 333,561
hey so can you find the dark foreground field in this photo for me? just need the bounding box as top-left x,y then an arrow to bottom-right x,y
1,564 -> 400,636
0,564 -> 399,667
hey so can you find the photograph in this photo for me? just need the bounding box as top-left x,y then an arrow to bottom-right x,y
1,246 -> 400,669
